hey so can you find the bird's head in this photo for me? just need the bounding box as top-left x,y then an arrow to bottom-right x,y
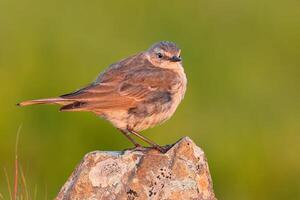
146,41 -> 182,69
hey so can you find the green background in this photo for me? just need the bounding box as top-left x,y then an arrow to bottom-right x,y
0,0 -> 299,199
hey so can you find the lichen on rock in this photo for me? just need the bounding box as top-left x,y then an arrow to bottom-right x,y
56,137 -> 216,200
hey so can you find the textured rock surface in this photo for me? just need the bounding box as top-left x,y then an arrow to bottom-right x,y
56,137 -> 216,200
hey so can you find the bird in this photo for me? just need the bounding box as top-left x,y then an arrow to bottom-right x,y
18,41 -> 187,152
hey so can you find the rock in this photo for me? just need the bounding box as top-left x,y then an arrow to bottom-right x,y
56,137 -> 216,200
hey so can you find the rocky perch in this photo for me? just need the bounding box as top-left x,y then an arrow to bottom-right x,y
56,137 -> 216,200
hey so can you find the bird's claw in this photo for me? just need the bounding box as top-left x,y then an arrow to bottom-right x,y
154,145 -> 168,153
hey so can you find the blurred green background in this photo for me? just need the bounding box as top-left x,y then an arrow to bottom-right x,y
0,0 -> 299,199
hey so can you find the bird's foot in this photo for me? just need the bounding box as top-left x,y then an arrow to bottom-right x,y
125,145 -> 170,153
124,145 -> 146,152
135,143 -> 142,148
153,145 -> 168,153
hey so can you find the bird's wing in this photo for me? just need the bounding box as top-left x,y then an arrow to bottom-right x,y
60,65 -> 177,112
60,52 -> 145,100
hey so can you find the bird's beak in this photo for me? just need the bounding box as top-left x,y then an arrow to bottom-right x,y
170,56 -> 181,62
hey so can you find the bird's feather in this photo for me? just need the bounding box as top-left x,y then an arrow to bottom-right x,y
17,98 -> 73,106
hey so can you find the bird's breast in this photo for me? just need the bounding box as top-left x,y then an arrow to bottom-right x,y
171,63 -> 187,103
133,65 -> 187,131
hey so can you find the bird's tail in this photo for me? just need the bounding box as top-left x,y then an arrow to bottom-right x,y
17,97 -> 73,107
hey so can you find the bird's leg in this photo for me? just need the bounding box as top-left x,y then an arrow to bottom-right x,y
127,129 -> 167,153
118,129 -> 141,148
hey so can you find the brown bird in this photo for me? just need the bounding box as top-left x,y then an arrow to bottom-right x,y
18,41 -> 187,152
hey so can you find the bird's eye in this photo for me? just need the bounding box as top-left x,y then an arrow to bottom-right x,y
178,55 -> 181,58
157,53 -> 163,58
